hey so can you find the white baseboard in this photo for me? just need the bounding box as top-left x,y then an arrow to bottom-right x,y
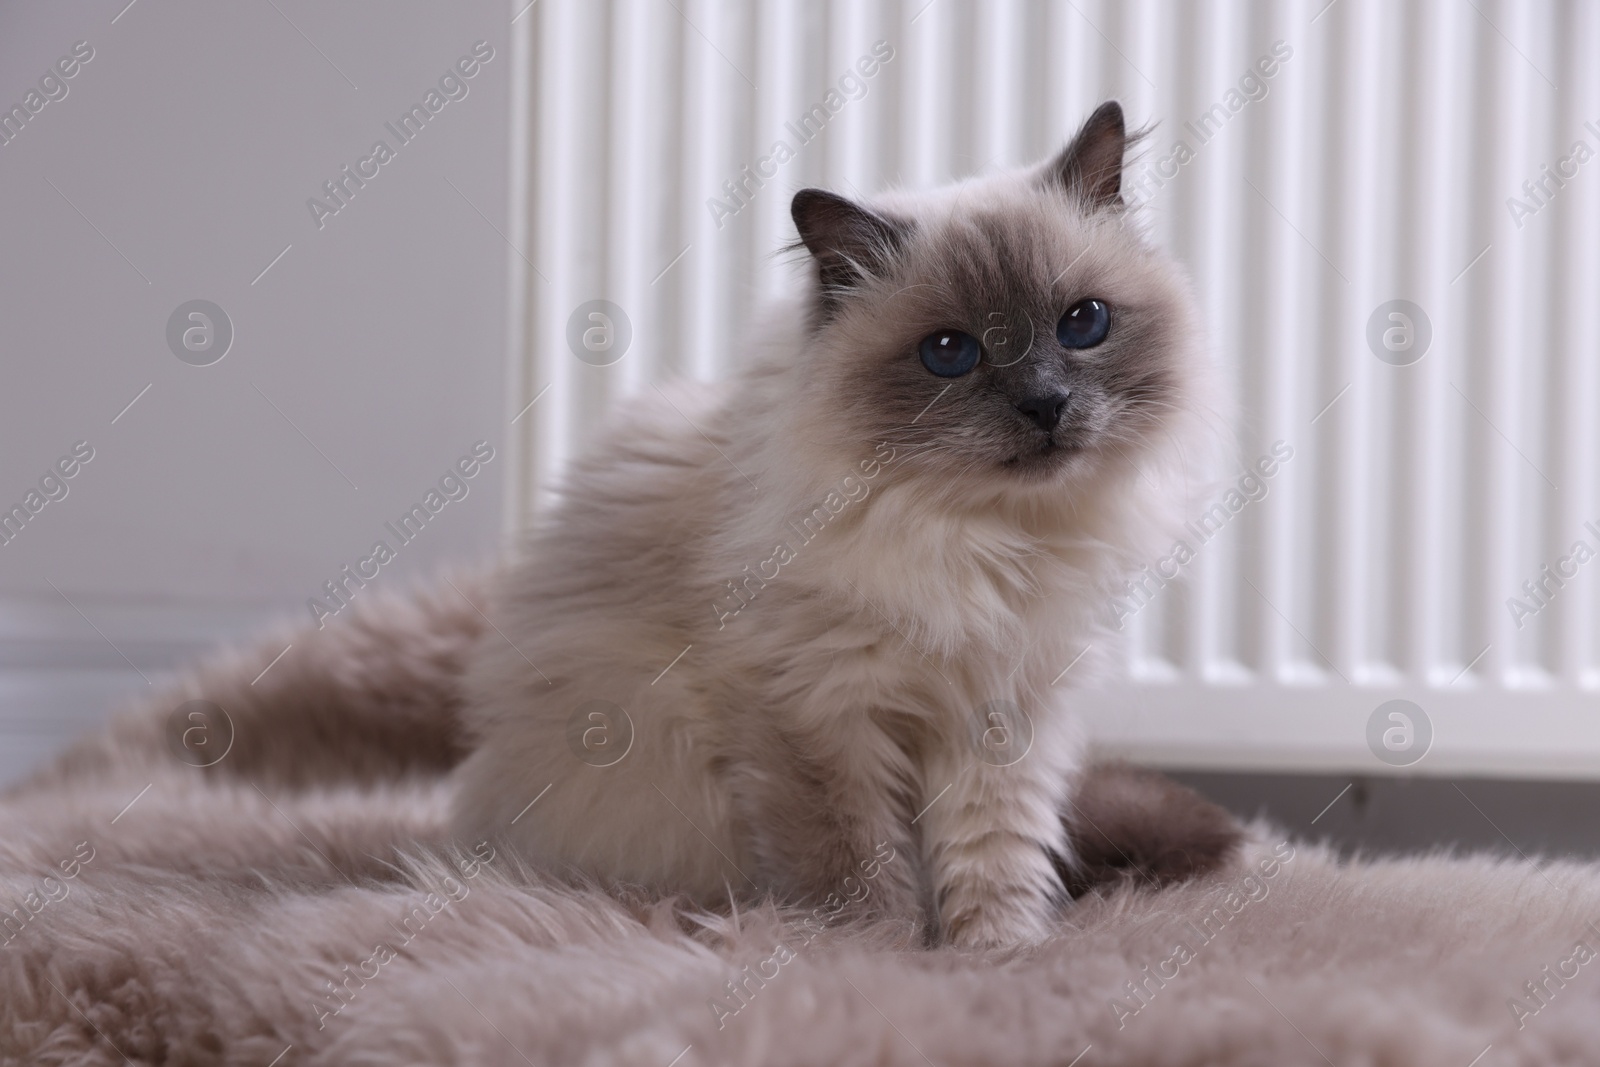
0,668 -> 177,787
0,597 -> 277,671
1078,682 -> 1600,781
0,597 -> 273,787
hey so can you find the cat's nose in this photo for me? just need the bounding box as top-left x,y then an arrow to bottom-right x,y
1015,391 -> 1071,432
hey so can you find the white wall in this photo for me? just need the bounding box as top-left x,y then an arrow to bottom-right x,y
0,0 -> 515,781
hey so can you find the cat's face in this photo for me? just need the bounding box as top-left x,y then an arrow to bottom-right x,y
791,103 -> 1203,495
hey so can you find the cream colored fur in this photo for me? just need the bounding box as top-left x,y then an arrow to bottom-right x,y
451,108 -> 1222,948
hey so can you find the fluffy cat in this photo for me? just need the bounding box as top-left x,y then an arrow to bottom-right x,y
452,101 -> 1217,948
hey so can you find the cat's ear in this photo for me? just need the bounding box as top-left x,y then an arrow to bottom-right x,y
1041,100 -> 1130,211
790,189 -> 908,314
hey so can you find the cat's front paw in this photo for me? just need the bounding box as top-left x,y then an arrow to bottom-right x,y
940,897 -> 1054,950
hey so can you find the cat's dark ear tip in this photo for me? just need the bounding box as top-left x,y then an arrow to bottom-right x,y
1087,99 -> 1125,129
790,188 -> 852,246
790,187 -> 826,212
790,188 -> 905,263
790,187 -> 845,225
1087,101 -> 1148,155
1043,100 -> 1136,210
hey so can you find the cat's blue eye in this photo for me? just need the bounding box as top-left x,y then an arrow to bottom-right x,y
1057,299 -> 1111,349
918,330 -> 982,377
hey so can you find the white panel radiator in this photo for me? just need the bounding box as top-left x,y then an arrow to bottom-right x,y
502,0 -> 1600,778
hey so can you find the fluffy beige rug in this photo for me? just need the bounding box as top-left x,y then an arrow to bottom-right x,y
4,580 -> 1599,1066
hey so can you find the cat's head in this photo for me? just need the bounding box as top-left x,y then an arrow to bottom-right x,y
787,102 -> 1213,506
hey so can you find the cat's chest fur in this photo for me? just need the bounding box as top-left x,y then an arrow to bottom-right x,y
702,468 -> 1104,739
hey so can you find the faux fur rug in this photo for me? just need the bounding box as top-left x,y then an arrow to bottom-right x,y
4,582 -> 1599,1065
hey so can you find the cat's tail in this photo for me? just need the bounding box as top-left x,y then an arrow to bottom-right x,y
1058,761 -> 1244,896
11,568 -> 492,797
